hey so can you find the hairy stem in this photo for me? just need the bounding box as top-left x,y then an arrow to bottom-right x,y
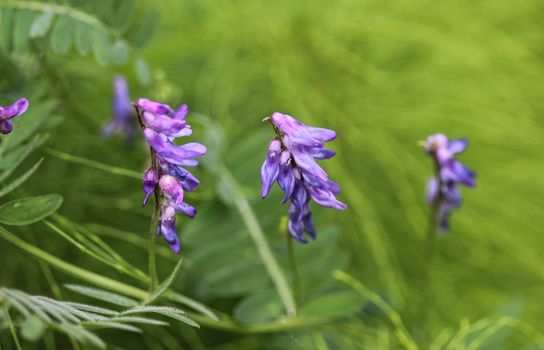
148,187 -> 160,292
134,105 -> 160,292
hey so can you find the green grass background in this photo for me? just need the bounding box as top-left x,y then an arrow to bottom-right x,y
2,0 -> 544,348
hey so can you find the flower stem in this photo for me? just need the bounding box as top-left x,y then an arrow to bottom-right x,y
134,104 -> 160,292
334,270 -> 419,350
287,232 -> 301,306
419,157 -> 442,341
148,187 -> 160,292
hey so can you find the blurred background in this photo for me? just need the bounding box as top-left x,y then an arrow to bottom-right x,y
1,0 -> 543,349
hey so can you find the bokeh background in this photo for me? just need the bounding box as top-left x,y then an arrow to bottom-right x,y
1,0 -> 543,349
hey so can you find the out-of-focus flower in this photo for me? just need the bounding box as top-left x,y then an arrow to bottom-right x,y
136,98 -> 206,253
261,112 -> 346,243
102,76 -> 135,144
0,98 -> 29,135
424,133 -> 476,233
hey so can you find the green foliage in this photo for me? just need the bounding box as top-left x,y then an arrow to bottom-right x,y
0,0 -> 158,66
0,286 -> 195,348
1,0 -> 544,349
0,194 -> 62,225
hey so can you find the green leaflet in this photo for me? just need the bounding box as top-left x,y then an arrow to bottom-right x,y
0,193 -> 62,225
135,57 -> 151,85
128,9 -> 160,48
111,39 -> 129,65
234,290 -> 284,324
64,284 -> 138,307
300,290 -> 366,322
29,11 -> 54,38
0,1 -> 157,65
49,15 -> 73,54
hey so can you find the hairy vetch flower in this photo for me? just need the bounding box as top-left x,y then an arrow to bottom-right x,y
424,133 -> 476,233
261,112 -> 347,243
136,98 -> 207,253
102,76 -> 135,144
0,98 -> 29,135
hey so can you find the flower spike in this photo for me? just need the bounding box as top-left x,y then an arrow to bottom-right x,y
136,98 -> 206,253
261,112 -> 346,242
424,133 -> 476,233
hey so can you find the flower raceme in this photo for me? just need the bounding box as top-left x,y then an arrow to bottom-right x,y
135,98 -> 207,253
261,112 -> 347,243
424,133 -> 476,233
0,98 -> 29,135
102,75 -> 135,144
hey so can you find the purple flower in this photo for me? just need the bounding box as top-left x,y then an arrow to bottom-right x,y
157,205 -> 180,254
261,112 -> 347,243
142,167 -> 159,206
102,76 -> 135,144
424,133 -> 476,233
136,98 -> 207,253
0,98 -> 29,134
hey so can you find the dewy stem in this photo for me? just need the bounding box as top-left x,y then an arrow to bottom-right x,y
134,105 -> 160,292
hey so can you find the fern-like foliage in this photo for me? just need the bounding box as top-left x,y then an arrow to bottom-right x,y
0,286 -> 196,348
0,0 -> 155,84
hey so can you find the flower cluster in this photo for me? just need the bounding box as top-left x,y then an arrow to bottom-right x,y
102,76 -> 135,144
424,133 -> 476,233
261,112 -> 347,242
0,98 -> 29,135
136,98 -> 207,253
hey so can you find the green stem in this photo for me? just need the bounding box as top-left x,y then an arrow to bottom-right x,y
0,225 -> 321,334
222,168 -> 297,316
420,155 -> 442,340
287,233 -> 301,306
333,270 -> 418,350
45,148 -> 141,179
0,226 -> 146,300
148,188 -> 160,292
4,305 -> 23,350
419,206 -> 437,342
134,105 -> 160,292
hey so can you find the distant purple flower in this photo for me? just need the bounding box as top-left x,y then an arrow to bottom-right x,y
136,98 -> 206,253
424,133 -> 476,233
102,76 -> 135,144
261,112 -> 346,243
0,98 -> 29,135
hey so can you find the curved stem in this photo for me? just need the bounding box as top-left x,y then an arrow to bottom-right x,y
334,270 -> 418,350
